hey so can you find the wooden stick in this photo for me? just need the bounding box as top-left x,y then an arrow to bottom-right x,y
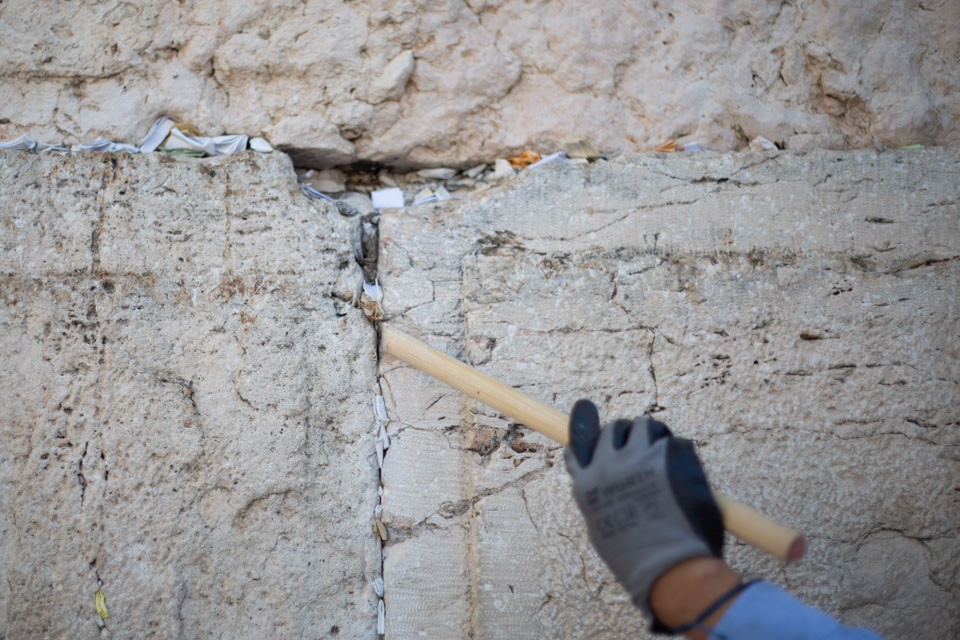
381,324 -> 806,563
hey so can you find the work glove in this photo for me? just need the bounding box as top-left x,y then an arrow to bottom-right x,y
563,399 -> 724,627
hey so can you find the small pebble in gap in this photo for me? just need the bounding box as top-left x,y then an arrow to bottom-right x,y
310,169 -> 347,193
489,158 -> 515,182
562,135 -> 600,160
378,170 -> 399,188
464,163 -> 487,178
249,137 -> 273,152
446,177 -> 475,189
338,192 -> 375,217
417,167 -> 457,179
749,136 -> 777,152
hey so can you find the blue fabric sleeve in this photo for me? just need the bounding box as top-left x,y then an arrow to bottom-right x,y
710,581 -> 884,640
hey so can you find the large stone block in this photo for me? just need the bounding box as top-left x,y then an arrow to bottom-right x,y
3,147 -> 958,638
0,151 -> 380,638
0,2 -> 957,166
377,149 -> 960,638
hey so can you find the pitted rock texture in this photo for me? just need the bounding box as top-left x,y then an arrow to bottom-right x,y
0,152 -> 379,638
377,150 -> 960,638
1,2 -> 958,167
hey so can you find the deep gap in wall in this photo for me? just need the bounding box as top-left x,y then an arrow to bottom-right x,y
295,160 -> 491,198
358,193 -> 388,637
292,150 -> 533,205
358,218 -> 378,283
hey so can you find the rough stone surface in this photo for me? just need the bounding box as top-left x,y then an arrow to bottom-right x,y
1,2 -> 958,167
0,151 -> 380,638
2,147 -> 958,638
377,150 -> 960,638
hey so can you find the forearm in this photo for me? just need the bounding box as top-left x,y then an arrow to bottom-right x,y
651,558 -> 886,640
648,557 -> 742,640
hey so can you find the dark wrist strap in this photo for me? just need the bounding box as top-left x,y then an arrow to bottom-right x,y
664,578 -> 761,636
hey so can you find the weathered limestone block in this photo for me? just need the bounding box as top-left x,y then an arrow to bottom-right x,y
1,1 -> 957,166
378,150 -> 960,638
0,152 -> 380,638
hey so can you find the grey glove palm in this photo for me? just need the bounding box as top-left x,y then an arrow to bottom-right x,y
564,399 -> 723,624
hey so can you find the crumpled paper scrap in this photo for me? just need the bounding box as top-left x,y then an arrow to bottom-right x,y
301,183 -> 336,202
96,589 -> 110,619
0,134 -> 37,151
506,149 -> 540,168
360,281 -> 383,321
164,128 -> 249,156
137,117 -> 175,152
526,151 -> 567,169
749,136 -> 777,152
72,138 -> 140,154
654,139 -> 677,152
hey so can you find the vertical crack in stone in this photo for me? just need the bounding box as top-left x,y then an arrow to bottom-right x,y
360,217 -> 379,283
77,441 -> 89,505
222,173 -> 232,260
373,363 -> 388,636
90,156 -> 117,275
363,208 -> 387,636
175,580 -> 188,640
87,155 -> 116,628
647,328 -> 663,414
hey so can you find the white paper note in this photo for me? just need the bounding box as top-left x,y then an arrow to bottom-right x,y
136,117 -> 175,152
301,184 -> 336,202
72,139 -> 140,153
526,151 -> 566,169
164,128 -> 249,156
371,187 -> 404,209
0,134 -> 37,151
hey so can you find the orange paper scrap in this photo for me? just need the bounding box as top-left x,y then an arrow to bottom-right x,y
654,139 -> 677,152
507,150 -> 541,168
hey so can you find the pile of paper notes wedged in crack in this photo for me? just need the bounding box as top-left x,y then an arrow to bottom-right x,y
0,117 -> 275,157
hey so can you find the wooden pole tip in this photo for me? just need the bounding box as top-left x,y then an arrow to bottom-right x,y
786,535 -> 806,563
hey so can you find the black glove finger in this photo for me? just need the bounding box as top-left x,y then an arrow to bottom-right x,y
644,416 -> 672,444
611,419 -> 633,449
665,437 -> 724,557
569,399 -> 601,467
624,416 -> 673,450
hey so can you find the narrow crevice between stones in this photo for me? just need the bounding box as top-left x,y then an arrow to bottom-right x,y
351,200 -> 388,637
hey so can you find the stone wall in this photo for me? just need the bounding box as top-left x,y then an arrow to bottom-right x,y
1,1 -> 958,167
377,149 -> 960,638
0,151 -> 380,638
1,148 -> 958,638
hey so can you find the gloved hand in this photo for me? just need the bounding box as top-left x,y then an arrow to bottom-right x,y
564,399 -> 724,627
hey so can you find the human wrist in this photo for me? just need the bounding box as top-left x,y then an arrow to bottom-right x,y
648,557 -> 741,639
